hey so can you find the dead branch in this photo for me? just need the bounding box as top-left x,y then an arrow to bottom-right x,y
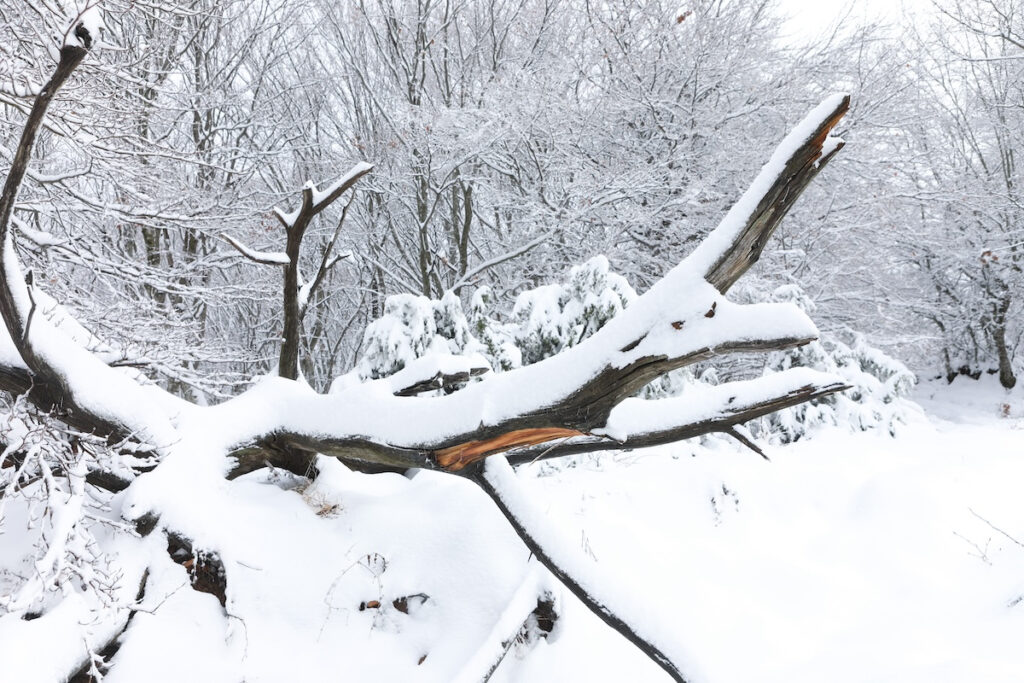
392,365 -> 490,397
220,96 -> 851,481
0,35 -> 851,681
700,95 -> 850,293
503,373 -> 849,466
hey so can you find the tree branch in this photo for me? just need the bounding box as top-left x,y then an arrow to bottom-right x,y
472,457 -> 696,683
278,162 -> 373,379
219,233 -> 290,266
503,370 -> 849,465
0,41 -> 142,442
219,95 -> 852,478
694,94 -> 849,294
0,44 -> 89,351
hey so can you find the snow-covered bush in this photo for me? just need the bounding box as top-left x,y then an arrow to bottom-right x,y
433,290 -> 474,354
356,255 -> 638,380
358,291 -> 482,380
358,294 -> 440,379
512,256 -> 636,365
469,286 -> 521,372
355,275 -> 918,445
754,285 -> 918,443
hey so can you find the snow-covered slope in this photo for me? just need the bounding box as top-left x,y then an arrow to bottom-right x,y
2,377 -> 1021,682
505,376 -> 1024,682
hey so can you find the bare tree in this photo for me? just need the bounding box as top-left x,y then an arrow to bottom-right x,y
898,0 -> 1024,387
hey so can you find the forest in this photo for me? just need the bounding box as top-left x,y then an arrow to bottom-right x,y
0,1 -> 1021,682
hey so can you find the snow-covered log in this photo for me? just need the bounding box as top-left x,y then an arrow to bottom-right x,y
0,28 -> 850,683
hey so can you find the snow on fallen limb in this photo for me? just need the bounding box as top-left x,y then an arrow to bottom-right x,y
479,456 -> 708,683
208,278 -> 818,454
677,93 -> 848,281
0,281 -> 162,377
599,368 -> 847,442
613,285 -> 819,370
384,350 -> 490,395
196,102 -> 845,454
0,237 -> 177,447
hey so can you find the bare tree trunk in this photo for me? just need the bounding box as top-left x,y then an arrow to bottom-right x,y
993,296 -> 1017,389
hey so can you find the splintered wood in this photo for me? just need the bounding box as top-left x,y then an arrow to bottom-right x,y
435,427 -> 584,471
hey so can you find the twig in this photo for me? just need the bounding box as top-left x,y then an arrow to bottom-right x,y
723,426 -> 770,461
22,270 -> 36,349
969,508 -> 1024,549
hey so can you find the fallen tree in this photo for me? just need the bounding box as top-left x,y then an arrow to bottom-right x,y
0,12 -> 850,683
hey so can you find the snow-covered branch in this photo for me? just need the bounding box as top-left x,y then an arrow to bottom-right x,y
222,91 -> 851,474
218,233 -> 290,266
0,38 -> 174,449
504,369 -> 851,465
691,93 -> 849,294
271,162 -> 374,231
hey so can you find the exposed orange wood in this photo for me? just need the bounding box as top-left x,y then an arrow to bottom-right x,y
435,427 -> 585,471
808,103 -> 848,165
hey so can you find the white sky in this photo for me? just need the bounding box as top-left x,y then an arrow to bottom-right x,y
775,0 -> 931,44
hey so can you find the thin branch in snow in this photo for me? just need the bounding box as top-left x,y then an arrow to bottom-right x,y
473,456 -> 700,683
969,508 -> 1024,549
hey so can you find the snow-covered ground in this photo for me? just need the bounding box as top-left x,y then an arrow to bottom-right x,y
2,376 -> 1021,682
504,374 -> 1024,682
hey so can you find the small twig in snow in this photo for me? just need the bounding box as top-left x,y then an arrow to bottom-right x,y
969,508 -> 1024,549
